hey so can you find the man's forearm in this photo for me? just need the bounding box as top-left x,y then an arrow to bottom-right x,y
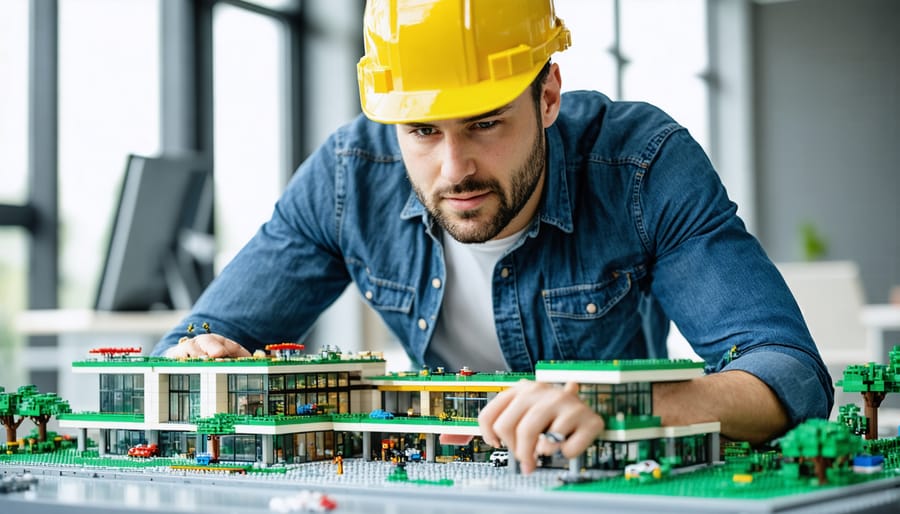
652,370 -> 789,445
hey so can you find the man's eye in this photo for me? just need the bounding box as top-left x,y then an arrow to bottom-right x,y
413,127 -> 437,137
473,120 -> 498,130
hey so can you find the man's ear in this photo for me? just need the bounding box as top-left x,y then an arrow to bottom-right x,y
541,63 -> 563,128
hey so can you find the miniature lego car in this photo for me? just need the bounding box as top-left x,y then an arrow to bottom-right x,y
369,408 -> 394,419
127,443 -> 159,458
296,402 -> 318,415
404,447 -> 422,462
0,472 -> 38,494
624,459 -> 662,480
195,452 -> 216,465
490,450 -> 509,467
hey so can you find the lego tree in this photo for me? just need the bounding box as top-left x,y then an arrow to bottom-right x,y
836,404 -> 868,437
779,418 -> 863,485
836,345 -> 900,440
0,386 -> 24,443
195,413 -> 239,463
16,386 -> 71,442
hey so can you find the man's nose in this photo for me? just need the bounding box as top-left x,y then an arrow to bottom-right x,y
440,135 -> 475,184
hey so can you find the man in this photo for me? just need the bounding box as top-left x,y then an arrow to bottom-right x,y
153,0 -> 833,474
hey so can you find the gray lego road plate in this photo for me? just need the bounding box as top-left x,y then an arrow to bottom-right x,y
1,462 -> 899,514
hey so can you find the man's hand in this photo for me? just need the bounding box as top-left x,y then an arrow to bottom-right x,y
164,333 -> 252,359
477,380 -> 604,474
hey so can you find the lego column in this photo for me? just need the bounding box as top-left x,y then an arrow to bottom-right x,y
200,372 -> 228,418
363,432 -> 372,461
147,430 -> 159,446
143,370 -> 164,425
665,437 -> 676,461
98,430 -> 107,456
262,435 -> 274,467
77,428 -> 86,452
425,433 -> 435,463
708,432 -> 720,465
568,454 -> 583,475
419,390 -> 431,416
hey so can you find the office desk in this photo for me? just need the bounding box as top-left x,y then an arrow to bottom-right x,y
14,309 -> 187,412
861,304 -> 900,362
15,309 -> 188,336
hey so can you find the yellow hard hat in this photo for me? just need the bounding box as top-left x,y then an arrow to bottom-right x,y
357,0 -> 571,124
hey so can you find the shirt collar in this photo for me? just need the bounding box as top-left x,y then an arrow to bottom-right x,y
539,123 -> 574,234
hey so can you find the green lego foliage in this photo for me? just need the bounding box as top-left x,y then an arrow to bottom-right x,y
194,413 -> 241,435
780,419 -> 863,460
17,392 -> 71,417
837,404 -> 868,436
836,361 -> 900,394
779,419 -> 864,485
386,464 -> 454,487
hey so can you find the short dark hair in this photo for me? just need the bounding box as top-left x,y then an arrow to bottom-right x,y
529,61 -> 552,110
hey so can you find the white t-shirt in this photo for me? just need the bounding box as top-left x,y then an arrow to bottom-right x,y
429,228 -> 527,372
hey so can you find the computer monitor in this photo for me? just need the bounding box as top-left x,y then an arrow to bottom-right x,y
95,154 -> 215,311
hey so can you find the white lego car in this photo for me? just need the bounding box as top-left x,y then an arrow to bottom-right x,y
490,450 -> 509,467
624,459 -> 662,480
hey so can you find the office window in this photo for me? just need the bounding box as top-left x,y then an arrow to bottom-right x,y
553,0 -> 709,150
0,1 -> 29,392
168,374 -> 200,422
620,0 -> 709,149
0,0 -> 29,205
0,230 -> 26,390
58,0 -> 160,308
99,373 -> 145,414
552,0 -> 617,96
105,429 -> 145,455
212,4 -> 288,270
228,373 -> 266,415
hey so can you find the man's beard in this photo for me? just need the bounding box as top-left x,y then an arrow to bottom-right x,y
413,128 -> 545,244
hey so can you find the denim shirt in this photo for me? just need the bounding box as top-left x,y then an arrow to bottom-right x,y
153,91 -> 833,424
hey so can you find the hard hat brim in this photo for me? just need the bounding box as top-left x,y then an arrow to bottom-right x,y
358,60 -> 545,125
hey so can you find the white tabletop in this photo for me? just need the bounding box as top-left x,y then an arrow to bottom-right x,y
14,309 -> 188,336
861,304 -> 900,329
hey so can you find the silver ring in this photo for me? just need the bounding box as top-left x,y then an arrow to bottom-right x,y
542,431 -> 566,443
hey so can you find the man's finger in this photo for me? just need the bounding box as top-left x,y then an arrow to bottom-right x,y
194,334 -> 251,358
478,383 -> 521,447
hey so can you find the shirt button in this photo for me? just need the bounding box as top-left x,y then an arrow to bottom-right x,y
418,318 -> 428,330
586,303 -> 598,314
500,268 -> 510,278
431,278 -> 442,289
365,291 -> 373,300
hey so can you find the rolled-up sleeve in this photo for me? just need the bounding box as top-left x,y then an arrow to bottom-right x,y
721,347 -> 833,424
637,128 -> 834,423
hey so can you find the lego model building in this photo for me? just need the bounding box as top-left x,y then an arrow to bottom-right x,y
535,359 -> 720,474
52,341 -> 719,476
56,345 -> 389,465
4,342 -> 900,512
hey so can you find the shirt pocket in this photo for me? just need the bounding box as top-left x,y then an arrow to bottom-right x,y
354,268 -> 416,314
541,271 -> 639,360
